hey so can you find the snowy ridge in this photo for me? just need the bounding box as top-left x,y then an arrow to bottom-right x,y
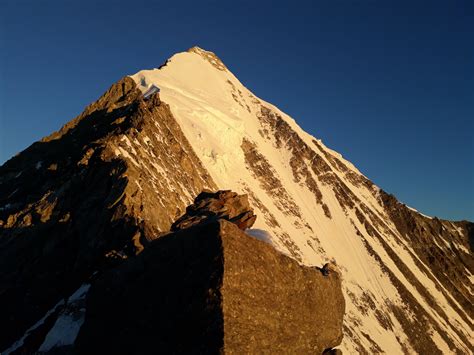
130,47 -> 473,353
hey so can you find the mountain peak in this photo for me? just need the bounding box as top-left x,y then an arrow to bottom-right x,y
1,47 -> 472,354
186,45 -> 209,53
186,46 -> 227,71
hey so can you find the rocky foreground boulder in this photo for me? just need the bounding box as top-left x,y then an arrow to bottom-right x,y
75,191 -> 345,354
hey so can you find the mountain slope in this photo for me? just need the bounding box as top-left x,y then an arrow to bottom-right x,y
0,47 -> 472,353
0,76 -> 217,351
131,47 -> 473,353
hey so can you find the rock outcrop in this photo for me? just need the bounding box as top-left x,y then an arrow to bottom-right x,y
0,77 -> 217,351
171,189 -> 257,231
75,192 -> 345,354
1,190 -> 345,354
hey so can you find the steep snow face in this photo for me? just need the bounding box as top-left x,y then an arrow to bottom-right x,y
131,47 -> 473,353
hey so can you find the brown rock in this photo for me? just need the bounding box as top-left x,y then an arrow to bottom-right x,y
322,262 -> 340,276
171,190 -> 257,231
0,77 -> 217,350
221,221 -> 345,354
76,219 -> 345,354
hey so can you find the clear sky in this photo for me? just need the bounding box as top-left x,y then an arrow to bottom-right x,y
1,0 -> 472,220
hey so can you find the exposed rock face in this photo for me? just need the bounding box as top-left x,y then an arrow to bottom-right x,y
0,77 -> 216,351
187,46 -> 227,71
381,192 -> 473,317
220,220 -> 344,354
76,221 -> 225,354
171,190 -> 257,231
378,192 -> 474,350
76,212 -> 345,354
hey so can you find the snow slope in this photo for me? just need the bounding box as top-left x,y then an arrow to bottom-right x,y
131,47 -> 472,353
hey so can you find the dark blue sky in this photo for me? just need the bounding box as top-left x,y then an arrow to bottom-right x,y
1,0 -> 473,220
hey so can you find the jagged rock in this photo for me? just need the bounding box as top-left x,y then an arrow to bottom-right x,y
171,190 -> 257,231
321,262 -> 340,276
76,218 -> 345,354
0,77 -> 216,351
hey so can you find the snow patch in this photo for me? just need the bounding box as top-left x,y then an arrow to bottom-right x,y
38,284 -> 90,352
143,84 -> 160,99
246,228 -> 273,244
406,205 -> 432,219
116,147 -> 139,167
4,300 -> 65,354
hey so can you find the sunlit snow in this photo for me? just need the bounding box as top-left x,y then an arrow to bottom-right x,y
128,47 -> 472,353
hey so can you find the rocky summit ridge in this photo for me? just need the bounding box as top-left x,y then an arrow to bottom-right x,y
0,47 -> 473,354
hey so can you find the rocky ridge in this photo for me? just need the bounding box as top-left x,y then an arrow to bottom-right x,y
0,77 -> 216,351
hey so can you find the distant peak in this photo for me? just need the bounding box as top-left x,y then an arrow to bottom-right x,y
186,46 -> 227,71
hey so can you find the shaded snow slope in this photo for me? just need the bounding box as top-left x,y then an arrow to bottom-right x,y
131,47 -> 472,353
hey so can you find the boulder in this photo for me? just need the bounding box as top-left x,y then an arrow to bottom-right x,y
171,190 -> 257,231
76,192 -> 345,354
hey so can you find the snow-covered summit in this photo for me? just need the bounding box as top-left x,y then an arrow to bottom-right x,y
129,48 -> 473,353
1,47 -> 470,354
